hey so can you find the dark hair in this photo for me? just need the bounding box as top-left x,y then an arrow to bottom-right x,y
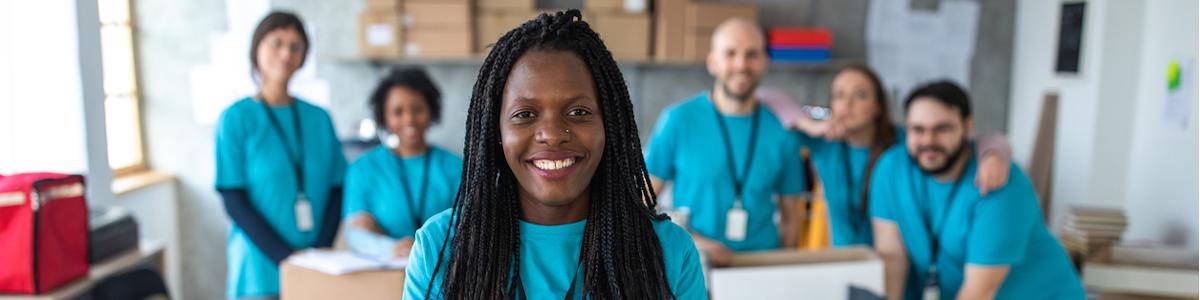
369,68 -> 443,129
250,11 -> 310,82
903,80 -> 973,119
430,9 -> 674,299
838,65 -> 898,218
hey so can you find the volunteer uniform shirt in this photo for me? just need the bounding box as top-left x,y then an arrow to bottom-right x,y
214,97 -> 348,298
403,210 -> 709,299
342,145 -> 463,258
869,145 -> 1084,300
645,92 -> 807,251
799,129 -> 906,247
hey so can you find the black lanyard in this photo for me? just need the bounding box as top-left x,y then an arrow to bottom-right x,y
841,144 -> 865,234
260,99 -> 304,193
397,149 -> 433,230
711,101 -> 761,207
913,159 -> 970,272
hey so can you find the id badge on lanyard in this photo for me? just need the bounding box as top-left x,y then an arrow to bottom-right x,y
295,193 -> 313,232
725,198 -> 748,242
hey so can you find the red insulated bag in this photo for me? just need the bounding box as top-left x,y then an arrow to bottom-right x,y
0,173 -> 90,294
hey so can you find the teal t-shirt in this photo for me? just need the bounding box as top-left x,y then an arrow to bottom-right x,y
869,145 -> 1084,300
342,145 -> 463,258
214,97 -> 348,298
800,128 -> 907,247
645,93 -> 807,251
404,210 -> 709,299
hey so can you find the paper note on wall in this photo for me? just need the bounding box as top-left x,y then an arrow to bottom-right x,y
366,24 -> 394,46
1163,59 -> 1194,130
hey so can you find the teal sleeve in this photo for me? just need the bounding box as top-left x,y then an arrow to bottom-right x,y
967,165 -> 1037,266
668,225 -> 710,300
645,109 -> 678,181
326,117 -> 348,186
776,134 -> 807,196
214,108 -> 247,188
346,226 -> 399,259
404,213 -> 451,299
342,164 -> 368,217
869,148 -> 903,221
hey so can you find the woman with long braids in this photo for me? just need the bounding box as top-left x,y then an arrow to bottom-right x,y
404,10 -> 707,299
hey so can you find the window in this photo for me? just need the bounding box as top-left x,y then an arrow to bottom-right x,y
97,0 -> 146,175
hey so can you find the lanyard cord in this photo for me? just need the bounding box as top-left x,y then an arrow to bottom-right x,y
711,102 -> 761,208
913,157 -> 970,271
397,149 -> 433,230
260,99 -> 305,192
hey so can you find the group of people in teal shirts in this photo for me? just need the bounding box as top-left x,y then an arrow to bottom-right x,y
214,9 -> 1083,300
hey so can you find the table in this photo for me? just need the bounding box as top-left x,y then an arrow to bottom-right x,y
0,240 -> 165,300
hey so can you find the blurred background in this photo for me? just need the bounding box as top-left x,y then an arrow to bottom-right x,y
0,0 -> 1196,299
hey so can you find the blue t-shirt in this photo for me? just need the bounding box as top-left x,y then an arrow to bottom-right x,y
869,145 -> 1084,300
214,97 -> 348,298
342,145 -> 463,258
799,128 -> 907,247
403,210 -> 708,299
645,93 -> 807,251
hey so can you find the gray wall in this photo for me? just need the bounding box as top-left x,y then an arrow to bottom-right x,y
134,0 -> 1013,299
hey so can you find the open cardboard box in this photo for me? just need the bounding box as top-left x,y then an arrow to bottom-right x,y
280,262 -> 405,300
710,247 -> 883,300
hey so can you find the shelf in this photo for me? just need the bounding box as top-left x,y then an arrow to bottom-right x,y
323,55 -> 850,72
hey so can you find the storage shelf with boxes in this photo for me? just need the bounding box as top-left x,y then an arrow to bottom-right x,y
359,0 -> 475,59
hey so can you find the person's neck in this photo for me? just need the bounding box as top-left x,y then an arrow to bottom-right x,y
845,125 -> 876,148
391,141 -> 429,157
711,86 -> 757,116
519,191 -> 589,225
258,81 -> 292,106
934,148 -> 972,183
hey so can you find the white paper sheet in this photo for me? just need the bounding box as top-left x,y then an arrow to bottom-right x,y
867,0 -> 980,105
287,250 -> 409,276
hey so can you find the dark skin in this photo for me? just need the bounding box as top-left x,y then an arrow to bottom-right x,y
500,50 -> 605,225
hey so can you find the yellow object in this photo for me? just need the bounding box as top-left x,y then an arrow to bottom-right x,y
800,179 -> 831,250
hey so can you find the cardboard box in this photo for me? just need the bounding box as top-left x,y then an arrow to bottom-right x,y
587,12 -> 651,60
683,2 -> 757,32
709,247 -> 884,300
405,28 -> 474,58
585,0 -> 647,13
365,0 -> 402,14
403,1 -> 472,29
682,30 -> 712,61
279,262 -> 405,300
478,0 -> 536,10
475,9 -> 541,53
653,0 -> 688,62
358,12 -> 404,58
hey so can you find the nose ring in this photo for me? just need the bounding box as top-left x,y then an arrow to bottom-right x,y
564,129 -> 571,134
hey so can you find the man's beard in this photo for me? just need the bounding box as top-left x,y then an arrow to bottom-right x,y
720,75 -> 759,102
910,138 -> 968,176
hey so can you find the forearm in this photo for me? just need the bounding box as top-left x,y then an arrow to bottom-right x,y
219,188 -> 294,264
881,253 -> 910,300
975,133 -> 1012,162
777,195 -> 803,248
346,226 -> 399,259
314,186 -> 344,247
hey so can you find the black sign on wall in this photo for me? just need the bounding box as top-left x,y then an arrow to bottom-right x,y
1056,2 -> 1087,74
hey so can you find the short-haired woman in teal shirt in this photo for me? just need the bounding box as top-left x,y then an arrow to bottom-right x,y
404,10 -> 707,299
214,11 -> 346,299
342,68 -> 463,259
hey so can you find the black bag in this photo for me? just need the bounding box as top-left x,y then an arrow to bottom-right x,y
88,207 -> 139,263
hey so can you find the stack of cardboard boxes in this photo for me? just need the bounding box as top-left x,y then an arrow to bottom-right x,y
359,0 -> 405,58
655,0 -> 757,62
474,0 -> 540,54
358,0 -> 474,59
585,0 -> 652,61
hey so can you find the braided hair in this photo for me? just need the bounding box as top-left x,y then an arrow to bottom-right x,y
428,9 -> 674,299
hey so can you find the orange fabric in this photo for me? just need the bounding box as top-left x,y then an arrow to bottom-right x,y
800,180 -> 831,250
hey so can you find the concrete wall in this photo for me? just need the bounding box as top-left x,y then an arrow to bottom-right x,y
1008,0 -> 1198,249
131,0 -> 1015,298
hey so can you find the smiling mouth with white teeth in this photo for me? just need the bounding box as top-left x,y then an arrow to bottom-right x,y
533,158 -> 576,170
